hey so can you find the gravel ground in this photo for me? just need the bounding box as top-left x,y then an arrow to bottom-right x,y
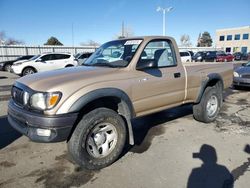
0,68 -> 249,188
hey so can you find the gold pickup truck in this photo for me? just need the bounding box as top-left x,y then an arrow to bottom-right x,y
8,36 -> 233,169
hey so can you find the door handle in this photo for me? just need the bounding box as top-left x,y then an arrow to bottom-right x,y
139,77 -> 149,82
174,72 -> 181,78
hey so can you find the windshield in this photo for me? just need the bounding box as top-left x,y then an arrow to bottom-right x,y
74,53 -> 81,59
84,39 -> 142,68
30,55 -> 40,61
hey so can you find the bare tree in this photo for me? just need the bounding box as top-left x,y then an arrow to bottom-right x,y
80,40 -> 100,47
5,38 -> 24,45
0,30 -> 24,45
0,31 -> 6,44
180,34 -> 192,47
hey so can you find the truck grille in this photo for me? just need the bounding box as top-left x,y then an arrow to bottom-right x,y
241,74 -> 250,79
11,86 -> 24,106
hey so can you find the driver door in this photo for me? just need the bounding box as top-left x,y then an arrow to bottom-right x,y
132,39 -> 185,116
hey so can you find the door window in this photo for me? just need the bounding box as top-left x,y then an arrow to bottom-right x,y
40,54 -> 52,61
52,54 -> 70,60
140,40 -> 177,68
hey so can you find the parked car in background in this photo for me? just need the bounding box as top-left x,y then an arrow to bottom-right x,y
11,52 -> 78,76
204,51 -> 217,62
192,51 -> 206,62
75,52 -> 93,65
233,61 -> 250,88
243,52 -> 250,61
233,52 -> 250,61
216,53 -> 234,62
0,55 -> 34,72
233,52 -> 242,61
188,50 -> 194,58
180,51 -> 192,62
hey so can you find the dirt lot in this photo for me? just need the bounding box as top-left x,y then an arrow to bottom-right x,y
0,69 -> 250,188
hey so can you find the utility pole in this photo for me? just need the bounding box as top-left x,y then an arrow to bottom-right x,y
122,21 -> 125,38
71,23 -> 74,47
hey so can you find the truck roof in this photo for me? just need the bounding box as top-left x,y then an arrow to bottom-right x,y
114,36 -> 175,41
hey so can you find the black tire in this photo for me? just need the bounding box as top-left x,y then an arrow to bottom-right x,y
22,67 -> 35,76
67,107 -> 127,170
4,64 -> 11,72
193,86 -> 222,123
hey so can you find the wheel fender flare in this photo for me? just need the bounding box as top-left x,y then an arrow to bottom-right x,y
68,88 -> 135,145
195,73 -> 224,103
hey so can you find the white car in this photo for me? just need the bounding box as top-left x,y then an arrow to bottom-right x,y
11,53 -> 78,76
180,51 -> 192,62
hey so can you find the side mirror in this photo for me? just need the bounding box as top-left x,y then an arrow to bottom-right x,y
136,60 -> 156,70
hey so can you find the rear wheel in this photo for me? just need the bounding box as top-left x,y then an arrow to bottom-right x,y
67,107 -> 127,170
22,67 -> 35,76
193,86 -> 222,123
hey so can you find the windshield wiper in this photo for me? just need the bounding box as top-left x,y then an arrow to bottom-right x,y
87,63 -> 117,68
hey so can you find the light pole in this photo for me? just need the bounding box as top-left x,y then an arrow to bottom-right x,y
156,6 -> 173,36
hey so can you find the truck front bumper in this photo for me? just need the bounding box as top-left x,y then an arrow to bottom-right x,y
8,99 -> 78,142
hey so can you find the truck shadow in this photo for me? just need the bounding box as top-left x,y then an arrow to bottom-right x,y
124,104 -> 193,154
0,115 -> 22,149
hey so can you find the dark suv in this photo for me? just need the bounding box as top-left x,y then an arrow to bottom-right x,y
193,51 -> 226,62
192,51 -> 206,62
234,52 -> 250,61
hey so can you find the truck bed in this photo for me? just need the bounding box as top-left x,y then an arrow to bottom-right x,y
183,62 -> 233,103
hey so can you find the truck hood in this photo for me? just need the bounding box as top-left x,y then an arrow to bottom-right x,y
16,66 -> 120,91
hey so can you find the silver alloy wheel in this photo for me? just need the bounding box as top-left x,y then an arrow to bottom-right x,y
206,95 -> 218,117
86,122 -> 118,158
24,69 -> 34,75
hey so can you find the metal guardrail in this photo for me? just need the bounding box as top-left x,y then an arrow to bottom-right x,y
0,45 -> 223,61
0,45 -> 98,61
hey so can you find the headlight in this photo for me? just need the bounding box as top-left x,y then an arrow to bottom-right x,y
0,63 -> 3,66
197,56 -> 202,60
30,92 -> 61,110
13,62 -> 23,66
233,71 -> 240,77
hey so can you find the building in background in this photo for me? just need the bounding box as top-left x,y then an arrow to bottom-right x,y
216,26 -> 250,54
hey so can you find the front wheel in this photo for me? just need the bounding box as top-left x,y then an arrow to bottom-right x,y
22,67 -> 35,76
67,107 -> 127,170
193,86 -> 222,123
